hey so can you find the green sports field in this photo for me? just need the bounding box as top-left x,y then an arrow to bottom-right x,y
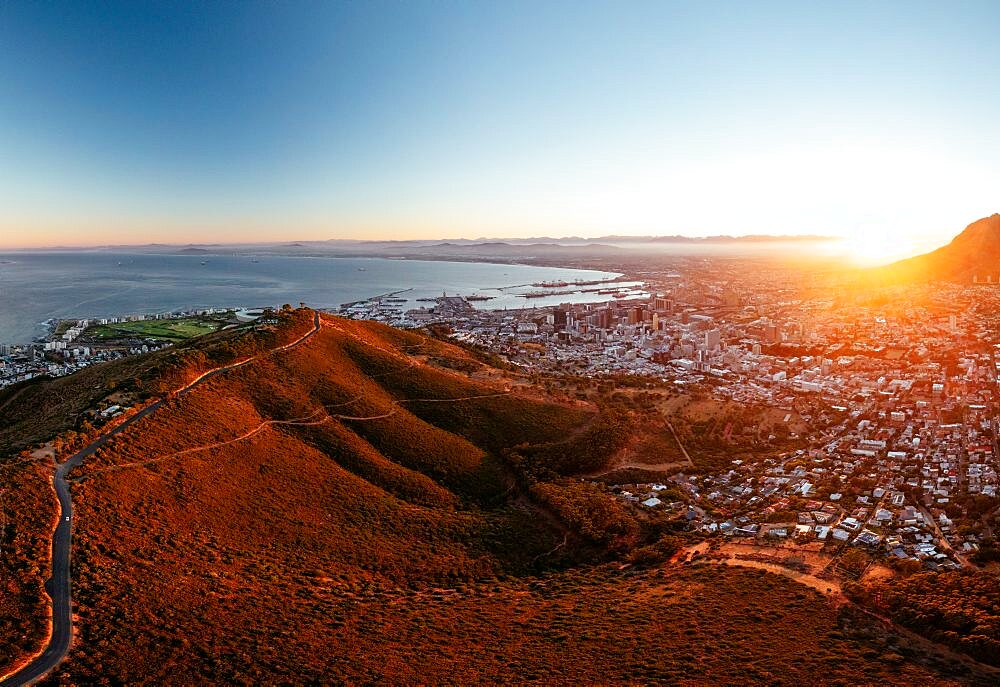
85,317 -> 225,341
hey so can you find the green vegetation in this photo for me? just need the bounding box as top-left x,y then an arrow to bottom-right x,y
530,480 -> 638,548
86,316 -> 227,341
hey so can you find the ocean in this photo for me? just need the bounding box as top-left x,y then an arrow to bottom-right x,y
0,251 -> 633,344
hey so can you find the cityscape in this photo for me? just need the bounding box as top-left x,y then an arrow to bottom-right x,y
7,251 -> 999,579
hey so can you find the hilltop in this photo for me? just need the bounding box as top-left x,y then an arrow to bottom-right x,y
0,310 -> 993,684
874,214 -> 1000,284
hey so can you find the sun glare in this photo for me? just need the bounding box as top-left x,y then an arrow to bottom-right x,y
841,229 -> 916,266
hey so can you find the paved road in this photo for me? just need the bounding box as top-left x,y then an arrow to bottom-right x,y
0,311 -> 320,687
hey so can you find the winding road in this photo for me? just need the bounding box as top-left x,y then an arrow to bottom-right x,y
0,311 -> 321,687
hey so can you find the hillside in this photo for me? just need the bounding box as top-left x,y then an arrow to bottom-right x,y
0,310 -> 628,680
874,214 -> 1000,284
0,310 -> 994,684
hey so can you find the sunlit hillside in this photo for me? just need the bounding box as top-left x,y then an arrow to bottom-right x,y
0,311 -> 993,684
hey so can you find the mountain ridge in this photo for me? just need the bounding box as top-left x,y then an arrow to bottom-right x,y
875,214 -> 1000,283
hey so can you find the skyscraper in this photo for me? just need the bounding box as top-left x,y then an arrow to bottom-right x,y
704,328 -> 721,351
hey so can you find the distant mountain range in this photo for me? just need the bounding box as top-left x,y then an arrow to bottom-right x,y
314,233 -> 834,246
876,214 -> 1000,284
14,233 -> 835,253
559,234 -> 833,244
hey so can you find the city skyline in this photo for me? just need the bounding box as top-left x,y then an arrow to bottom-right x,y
2,1 -> 1000,262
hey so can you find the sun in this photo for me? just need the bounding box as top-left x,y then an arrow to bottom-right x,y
841,230 -> 915,266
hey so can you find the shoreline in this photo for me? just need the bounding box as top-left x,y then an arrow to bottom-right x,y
3,254 -> 630,346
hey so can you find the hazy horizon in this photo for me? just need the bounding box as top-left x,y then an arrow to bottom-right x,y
1,231 -> 844,248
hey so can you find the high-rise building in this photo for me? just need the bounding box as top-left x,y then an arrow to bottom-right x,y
764,321 -> 780,344
704,328 -> 721,351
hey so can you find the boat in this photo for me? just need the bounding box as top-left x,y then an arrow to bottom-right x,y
531,280 -> 569,288
613,292 -> 629,298
465,294 -> 495,301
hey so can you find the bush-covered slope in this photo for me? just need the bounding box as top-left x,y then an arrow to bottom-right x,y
2,311 -> 992,685
0,311 -> 620,680
847,569 -> 1000,667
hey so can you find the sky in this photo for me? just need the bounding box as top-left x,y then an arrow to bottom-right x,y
1,1 -> 999,259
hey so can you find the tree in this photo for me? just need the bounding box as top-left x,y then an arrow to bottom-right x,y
840,548 -> 869,577
894,558 -> 923,577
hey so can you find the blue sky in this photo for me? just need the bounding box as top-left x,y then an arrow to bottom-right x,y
2,1 -> 999,254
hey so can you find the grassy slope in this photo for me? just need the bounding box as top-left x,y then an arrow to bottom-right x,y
0,311 -> 308,457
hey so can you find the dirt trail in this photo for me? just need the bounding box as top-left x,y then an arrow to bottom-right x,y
665,420 -> 694,468
85,391 -> 515,476
714,557 -> 841,596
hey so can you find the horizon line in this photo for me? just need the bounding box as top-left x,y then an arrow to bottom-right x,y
0,233 -> 845,252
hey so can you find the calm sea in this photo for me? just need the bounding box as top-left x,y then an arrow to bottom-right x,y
0,252 -> 628,344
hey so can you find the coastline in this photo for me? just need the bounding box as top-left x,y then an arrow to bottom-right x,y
1,253 -> 630,345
